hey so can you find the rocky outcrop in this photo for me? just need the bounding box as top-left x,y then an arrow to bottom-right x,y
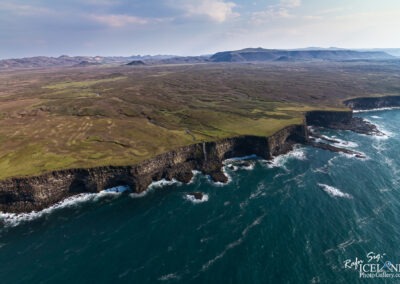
343,96 -> 400,110
0,124 -> 307,213
305,110 -> 381,135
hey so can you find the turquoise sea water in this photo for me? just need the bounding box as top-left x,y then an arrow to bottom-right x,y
1,110 -> 400,283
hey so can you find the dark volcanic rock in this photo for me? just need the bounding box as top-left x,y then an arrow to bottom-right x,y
188,192 -> 203,200
306,141 -> 365,158
329,117 -> 382,135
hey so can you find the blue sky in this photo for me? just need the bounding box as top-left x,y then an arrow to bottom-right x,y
0,0 -> 399,58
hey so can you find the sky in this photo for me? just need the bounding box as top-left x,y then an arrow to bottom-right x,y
0,0 -> 399,58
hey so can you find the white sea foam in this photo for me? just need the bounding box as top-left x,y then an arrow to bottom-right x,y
224,154 -> 258,162
0,190 -> 123,227
354,107 -> 400,113
223,155 -> 257,171
320,135 -> 358,148
129,178 -> 181,198
362,118 -> 393,139
201,214 -> 265,271
158,273 -> 180,281
318,183 -> 352,199
266,146 -> 306,169
371,115 -> 382,119
185,193 -> 209,203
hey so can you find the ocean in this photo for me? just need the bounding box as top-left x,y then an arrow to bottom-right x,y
1,110 -> 400,283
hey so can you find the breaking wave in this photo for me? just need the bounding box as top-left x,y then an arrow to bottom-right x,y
318,183 -> 352,199
129,179 -> 181,198
185,194 -> 209,203
0,190 -> 124,228
266,146 -> 306,168
353,107 -> 400,113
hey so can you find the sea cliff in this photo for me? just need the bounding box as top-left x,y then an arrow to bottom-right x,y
0,125 -> 307,213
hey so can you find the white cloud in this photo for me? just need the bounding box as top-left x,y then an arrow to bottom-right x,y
251,0 -> 301,22
91,14 -> 149,27
253,8 -> 293,21
181,0 -> 238,23
279,0 -> 301,8
0,3 -> 53,16
90,14 -> 174,28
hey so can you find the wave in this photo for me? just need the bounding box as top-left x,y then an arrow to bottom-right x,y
188,170 -> 202,184
320,135 -> 358,148
224,154 -> 258,162
224,162 -> 255,172
185,194 -> 209,203
318,183 -> 352,199
158,273 -> 180,281
223,155 -> 257,172
362,118 -> 393,139
129,178 -> 181,198
201,214 -> 265,271
371,115 -> 382,119
0,190 -> 123,228
265,146 -> 306,169
353,107 -> 400,113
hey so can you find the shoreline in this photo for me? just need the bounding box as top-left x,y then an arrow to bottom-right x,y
1,95 -> 399,213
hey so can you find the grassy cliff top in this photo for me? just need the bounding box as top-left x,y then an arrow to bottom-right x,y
0,61 -> 399,180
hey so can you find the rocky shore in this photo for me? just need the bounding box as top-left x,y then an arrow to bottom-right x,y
0,95 -> 396,213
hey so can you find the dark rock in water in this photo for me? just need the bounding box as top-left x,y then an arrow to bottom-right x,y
126,60 -> 145,66
309,132 -> 340,144
174,171 -> 194,184
188,192 -> 203,200
239,161 -> 251,167
227,164 -> 235,170
209,170 -> 228,183
307,141 -> 365,158
327,117 -> 382,136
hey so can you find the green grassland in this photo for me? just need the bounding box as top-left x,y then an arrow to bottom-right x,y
0,61 -> 399,180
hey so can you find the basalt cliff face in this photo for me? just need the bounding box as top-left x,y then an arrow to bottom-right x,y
0,124 -> 307,213
344,96 -> 400,110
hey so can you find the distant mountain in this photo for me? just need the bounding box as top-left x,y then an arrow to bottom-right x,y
126,60 -> 145,66
149,56 -> 209,65
73,60 -> 101,67
0,48 -> 396,69
210,48 -> 394,62
0,54 -> 176,69
356,48 -> 400,57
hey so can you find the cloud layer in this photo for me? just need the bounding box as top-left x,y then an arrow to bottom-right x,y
0,0 -> 399,58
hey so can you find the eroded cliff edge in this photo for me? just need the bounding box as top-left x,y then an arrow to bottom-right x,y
0,124 -> 307,213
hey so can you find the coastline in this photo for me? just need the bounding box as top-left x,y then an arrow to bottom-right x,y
1,95 -> 399,214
